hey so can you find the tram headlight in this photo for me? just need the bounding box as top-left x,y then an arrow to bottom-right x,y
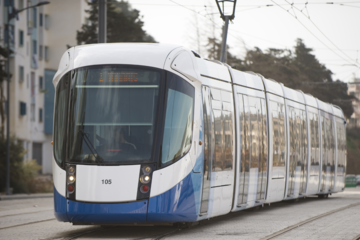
142,165 -> 152,174
140,175 -> 150,184
68,166 -> 75,174
68,175 -> 75,183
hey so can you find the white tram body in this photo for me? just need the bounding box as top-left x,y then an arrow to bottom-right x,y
52,43 -> 346,224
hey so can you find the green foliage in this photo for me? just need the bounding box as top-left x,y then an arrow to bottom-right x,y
212,38 -> 354,118
76,0 -> 156,45
0,137 -> 43,193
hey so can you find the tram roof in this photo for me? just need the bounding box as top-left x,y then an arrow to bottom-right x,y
72,43 -> 181,69
282,86 -> 305,104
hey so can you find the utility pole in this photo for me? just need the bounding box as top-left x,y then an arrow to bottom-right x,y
215,0 -> 237,63
5,14 -> 10,196
98,0 -> 107,43
220,16 -> 230,63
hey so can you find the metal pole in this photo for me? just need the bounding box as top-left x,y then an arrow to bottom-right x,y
5,22 -> 10,195
98,0 -> 107,43
220,16 -> 229,63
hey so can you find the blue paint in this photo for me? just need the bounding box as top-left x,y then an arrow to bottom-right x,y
190,171 -> 202,218
147,172 -> 198,222
54,186 -> 69,222
193,101 -> 205,173
67,199 -> 148,223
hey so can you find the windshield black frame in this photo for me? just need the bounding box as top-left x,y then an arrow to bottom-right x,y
65,64 -> 166,166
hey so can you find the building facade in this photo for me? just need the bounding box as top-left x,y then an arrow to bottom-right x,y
1,0 -> 89,174
348,77 -> 360,128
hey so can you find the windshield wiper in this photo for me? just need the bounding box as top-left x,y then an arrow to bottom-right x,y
78,110 -> 103,163
79,129 -> 104,163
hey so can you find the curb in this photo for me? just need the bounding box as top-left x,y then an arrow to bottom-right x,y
0,193 -> 53,201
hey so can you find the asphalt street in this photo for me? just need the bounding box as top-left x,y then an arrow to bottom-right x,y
0,187 -> 359,240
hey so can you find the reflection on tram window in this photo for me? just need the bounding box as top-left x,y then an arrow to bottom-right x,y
54,73 -> 70,165
213,110 -> 223,171
287,105 -> 307,195
210,88 -> 233,172
67,66 -> 161,164
270,101 -> 286,167
238,94 -> 268,203
161,73 -> 194,165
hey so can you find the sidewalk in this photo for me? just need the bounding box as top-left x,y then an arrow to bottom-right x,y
0,193 -> 53,201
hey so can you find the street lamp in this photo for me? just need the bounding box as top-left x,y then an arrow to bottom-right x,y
5,1 -> 50,195
215,0 -> 237,63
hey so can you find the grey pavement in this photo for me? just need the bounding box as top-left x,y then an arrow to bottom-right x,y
0,193 -> 53,201
0,187 -> 359,240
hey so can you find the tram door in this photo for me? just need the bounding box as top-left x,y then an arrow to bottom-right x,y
200,86 -> 212,214
286,106 -> 307,198
237,94 -> 267,207
200,86 -> 234,215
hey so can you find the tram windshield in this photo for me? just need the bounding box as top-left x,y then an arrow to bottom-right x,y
67,66 -> 161,164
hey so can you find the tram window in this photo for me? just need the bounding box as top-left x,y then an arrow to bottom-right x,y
314,112 -> 320,166
238,94 -> 247,174
161,73 -> 194,165
68,66 -> 161,164
209,89 -> 234,171
248,96 -> 261,169
54,73 -> 69,166
270,101 -> 286,167
202,86 -> 212,175
213,110 -> 223,171
321,114 -> 329,181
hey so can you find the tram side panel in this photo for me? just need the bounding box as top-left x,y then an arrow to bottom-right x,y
147,71 -> 202,223
231,84 -> 268,211
197,81 -> 235,219
305,106 -> 322,195
283,100 -> 308,199
265,93 -> 287,203
333,116 -> 346,192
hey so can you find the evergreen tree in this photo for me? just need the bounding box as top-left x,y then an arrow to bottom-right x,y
76,0 -> 156,45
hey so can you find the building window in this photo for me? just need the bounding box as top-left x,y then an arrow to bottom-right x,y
44,46 -> 49,61
20,102 -> 26,116
19,30 -> 24,47
33,8 -> 37,27
39,13 -> 43,27
44,15 -> 49,29
19,65 -> 24,83
31,104 -> 35,121
39,108 -> 43,122
39,45 -> 43,60
32,40 -> 37,55
31,72 -> 35,97
39,76 -> 43,90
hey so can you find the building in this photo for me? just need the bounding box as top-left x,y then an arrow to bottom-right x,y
1,0 -> 89,174
348,76 -> 360,128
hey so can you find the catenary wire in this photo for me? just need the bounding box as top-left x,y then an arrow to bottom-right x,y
271,0 -> 360,68
283,0 -> 359,67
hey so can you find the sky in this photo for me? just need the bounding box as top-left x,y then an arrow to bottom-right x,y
127,0 -> 360,83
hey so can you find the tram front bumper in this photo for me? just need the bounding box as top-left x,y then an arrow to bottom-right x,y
54,187 -> 148,224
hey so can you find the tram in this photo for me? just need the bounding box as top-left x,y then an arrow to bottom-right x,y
52,43 -> 346,225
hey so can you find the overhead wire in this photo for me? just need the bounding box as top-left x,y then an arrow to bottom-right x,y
168,0 -> 246,47
166,0 -> 358,75
283,0 -> 360,68
271,0 -> 360,68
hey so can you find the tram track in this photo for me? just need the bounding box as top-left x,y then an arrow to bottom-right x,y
260,201 -> 360,240
0,218 -> 56,230
0,208 -> 53,218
